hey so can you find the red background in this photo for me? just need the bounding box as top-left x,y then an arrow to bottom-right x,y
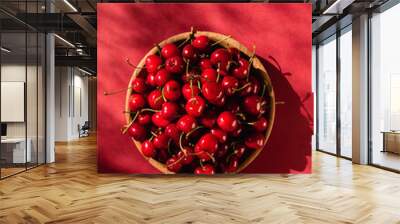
97,3 -> 313,174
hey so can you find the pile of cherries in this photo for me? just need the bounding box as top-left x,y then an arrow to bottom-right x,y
125,32 -> 270,174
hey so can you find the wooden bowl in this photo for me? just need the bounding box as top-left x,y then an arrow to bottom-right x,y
125,31 -> 275,174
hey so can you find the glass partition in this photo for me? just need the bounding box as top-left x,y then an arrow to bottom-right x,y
370,3 -> 400,171
317,35 -> 337,154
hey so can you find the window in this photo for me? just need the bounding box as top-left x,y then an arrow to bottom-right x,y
317,35 -> 337,154
370,3 -> 400,171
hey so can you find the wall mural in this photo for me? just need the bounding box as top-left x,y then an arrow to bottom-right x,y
97,3 -> 313,174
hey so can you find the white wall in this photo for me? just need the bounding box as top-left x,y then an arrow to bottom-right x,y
54,67 -> 89,141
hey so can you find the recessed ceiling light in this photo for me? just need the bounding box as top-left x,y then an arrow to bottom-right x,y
54,34 -> 75,48
63,0 -> 78,12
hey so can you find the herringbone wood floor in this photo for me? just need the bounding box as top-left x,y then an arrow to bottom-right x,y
1,135 -> 400,224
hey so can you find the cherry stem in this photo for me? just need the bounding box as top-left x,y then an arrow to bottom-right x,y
236,113 -> 246,121
185,126 -> 205,139
233,82 -> 251,93
179,132 -> 185,152
167,139 -> 173,155
122,112 -> 139,134
126,58 -> 145,69
104,86 -> 132,96
167,155 -> 185,169
216,63 -> 221,83
205,152 -> 216,163
199,159 -> 204,168
211,35 -> 232,46
141,108 -> 160,113
154,43 -> 162,54
150,131 -> 158,137
261,84 -> 266,97
190,80 -> 194,98
197,80 -> 201,90
246,46 -> 256,82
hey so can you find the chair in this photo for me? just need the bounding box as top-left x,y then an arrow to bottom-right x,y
79,121 -> 90,138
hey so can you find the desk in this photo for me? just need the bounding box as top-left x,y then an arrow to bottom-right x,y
1,138 -> 31,163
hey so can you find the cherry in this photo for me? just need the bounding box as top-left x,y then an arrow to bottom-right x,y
252,117 -> 268,132
202,82 -> 223,102
182,83 -> 200,100
243,95 -> 262,116
210,128 -> 228,143
146,73 -> 157,87
199,58 -> 213,70
152,112 -> 170,128
200,114 -> 217,128
226,156 -> 239,173
194,146 -> 213,161
177,114 -> 197,133
227,47 -> 241,60
147,89 -> 165,109
233,58 -> 249,79
226,99 -> 241,113
141,140 -> 155,157
194,164 -> 215,175
195,133 -> 218,154
128,123 -> 147,142
211,95 -> 226,107
233,144 -> 246,158
155,68 -> 171,86
182,44 -> 198,61
217,111 -> 238,132
157,148 -> 169,163
231,124 -> 243,137
216,143 -> 229,159
153,132 -> 170,149
245,133 -> 265,150
128,94 -> 146,112
161,43 -> 179,59
260,99 -> 268,115
177,147 -> 194,165
221,76 -> 239,96
132,77 -> 147,93
192,35 -> 209,50
166,155 -> 182,172
185,96 -> 206,117
165,123 -> 181,143
210,48 -> 231,71
145,55 -> 162,73
137,112 -> 151,125
249,76 -> 261,95
163,80 -> 181,101
165,56 -> 184,74
161,102 -> 179,120
201,68 -> 218,83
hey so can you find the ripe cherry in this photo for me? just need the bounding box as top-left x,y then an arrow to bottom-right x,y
194,164 -> 215,175
128,123 -> 147,142
160,102 -> 179,120
226,156 -> 239,173
147,89 -> 165,109
137,112 -> 151,125
202,82 -> 223,102
226,99 -> 241,113
163,80 -> 181,101
200,114 -> 217,128
165,123 -> 181,143
146,73 -> 157,87
245,133 -> 265,150
145,55 -> 162,73
161,43 -> 179,59
128,94 -> 146,112
233,144 -> 246,158
217,111 -> 238,132
243,95 -> 262,116
151,112 -> 170,128
192,35 -> 209,50
221,76 -> 239,96
153,132 -> 170,149
155,68 -> 171,86
185,96 -> 206,117
177,147 -> 194,165
165,56 -> 184,74
194,146 -> 213,161
201,68 -> 218,83
182,83 -> 200,100
182,44 -> 198,61
210,48 -> 231,71
216,143 -> 229,159
195,133 -> 218,153
166,155 -> 182,172
141,140 -> 155,157
249,76 -> 261,95
252,117 -> 268,132
231,124 -> 243,137
233,58 -> 249,79
132,77 -> 147,93
199,58 -> 212,70
210,128 -> 228,143
177,114 -> 197,133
